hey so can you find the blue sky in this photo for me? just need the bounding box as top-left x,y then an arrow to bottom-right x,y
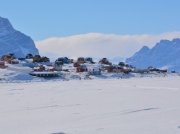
1,0 -> 180,41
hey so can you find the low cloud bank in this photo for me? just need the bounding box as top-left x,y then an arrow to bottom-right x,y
35,32 -> 180,60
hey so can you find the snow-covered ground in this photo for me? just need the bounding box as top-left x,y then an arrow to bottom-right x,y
0,71 -> 180,134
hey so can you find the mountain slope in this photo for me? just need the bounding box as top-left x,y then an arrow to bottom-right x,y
0,16 -> 39,58
126,38 -> 180,71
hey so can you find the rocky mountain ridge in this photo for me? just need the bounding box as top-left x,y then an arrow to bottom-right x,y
0,16 -> 39,58
126,38 -> 180,71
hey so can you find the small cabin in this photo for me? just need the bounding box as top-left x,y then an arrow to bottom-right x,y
33,65 -> 45,71
77,64 -> 87,72
106,65 -> 117,73
54,62 -> 62,71
99,58 -> 112,65
77,57 -> 85,64
85,57 -> 95,64
26,54 -> 33,59
0,61 -> 5,66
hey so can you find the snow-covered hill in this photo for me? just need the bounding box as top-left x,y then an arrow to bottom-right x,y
126,38 -> 180,71
0,16 -> 39,58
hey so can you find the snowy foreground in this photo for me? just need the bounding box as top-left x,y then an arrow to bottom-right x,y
1,75 -> 180,134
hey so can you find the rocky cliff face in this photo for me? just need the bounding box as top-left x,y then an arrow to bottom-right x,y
0,16 -> 39,58
126,38 -> 180,71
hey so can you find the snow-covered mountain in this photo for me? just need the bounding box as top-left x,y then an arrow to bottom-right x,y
126,38 -> 180,71
0,16 -> 39,58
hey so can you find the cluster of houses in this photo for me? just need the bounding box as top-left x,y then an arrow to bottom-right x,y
0,53 -> 168,78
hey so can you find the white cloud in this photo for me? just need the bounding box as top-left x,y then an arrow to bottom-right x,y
35,32 -> 180,61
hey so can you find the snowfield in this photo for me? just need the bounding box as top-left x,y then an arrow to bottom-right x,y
1,74 -> 180,134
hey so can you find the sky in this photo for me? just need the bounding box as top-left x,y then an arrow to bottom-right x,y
1,0 -> 180,59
